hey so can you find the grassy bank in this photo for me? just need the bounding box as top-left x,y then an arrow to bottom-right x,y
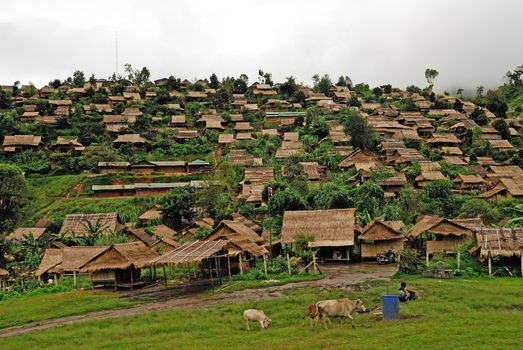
1,278 -> 522,349
0,290 -> 137,329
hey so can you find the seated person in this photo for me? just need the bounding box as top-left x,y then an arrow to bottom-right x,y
398,282 -> 416,302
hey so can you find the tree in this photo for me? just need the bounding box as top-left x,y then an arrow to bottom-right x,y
341,109 -> 375,150
476,86 -> 484,98
312,74 -> 332,95
79,145 -> 121,171
337,75 -> 353,88
492,118 -> 511,141
424,68 -> 439,85
456,88 -> 464,97
505,65 -> 523,86
209,73 -> 219,89
0,164 -> 30,233
268,188 -> 307,216
453,98 -> 463,112
419,179 -> 461,217
124,64 -> 150,86
470,107 -> 489,126
161,187 -> 196,229
372,87 -> 383,97
72,71 -> 85,88
279,76 -> 297,99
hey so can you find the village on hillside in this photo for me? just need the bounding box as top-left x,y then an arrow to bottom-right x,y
1,65 -> 523,292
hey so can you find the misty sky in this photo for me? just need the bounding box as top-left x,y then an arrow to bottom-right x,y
1,0 -> 522,94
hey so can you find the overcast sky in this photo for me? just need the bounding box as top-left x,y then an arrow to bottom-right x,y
1,0 -> 522,94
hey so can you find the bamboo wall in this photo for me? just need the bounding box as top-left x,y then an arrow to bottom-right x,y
361,239 -> 404,258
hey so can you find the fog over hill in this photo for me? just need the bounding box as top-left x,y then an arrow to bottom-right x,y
1,0 -> 522,94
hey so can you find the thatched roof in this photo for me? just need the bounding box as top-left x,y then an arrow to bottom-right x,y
2,135 -> 42,146
426,133 -> 461,144
80,242 -> 158,272
206,220 -> 264,245
478,178 -> 523,199
61,246 -> 107,272
59,213 -> 122,237
453,174 -> 485,184
150,224 -> 177,239
113,134 -> 147,144
338,149 -> 376,169
281,208 -> 356,247
232,213 -> 262,233
415,171 -> 446,182
102,115 -> 137,124
152,240 -> 229,265
227,149 -> 262,166
125,226 -> 156,246
359,219 -> 405,241
35,249 -> 63,276
408,215 -> 474,238
8,227 -> 46,241
219,133 -> 236,144
488,139 -> 514,150
472,227 -> 523,258
139,207 -> 161,221
234,122 -> 253,131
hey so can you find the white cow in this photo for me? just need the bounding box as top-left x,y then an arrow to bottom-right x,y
243,309 -> 272,331
316,298 -> 366,329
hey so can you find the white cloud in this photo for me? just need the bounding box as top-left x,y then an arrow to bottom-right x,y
0,0 -> 522,93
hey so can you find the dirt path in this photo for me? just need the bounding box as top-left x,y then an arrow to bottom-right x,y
0,263 -> 397,338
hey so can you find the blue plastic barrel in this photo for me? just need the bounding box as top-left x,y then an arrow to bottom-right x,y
382,294 -> 400,320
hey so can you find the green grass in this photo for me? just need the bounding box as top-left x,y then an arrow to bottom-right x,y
0,290 -> 137,329
1,278 -> 522,349
25,175 -> 84,224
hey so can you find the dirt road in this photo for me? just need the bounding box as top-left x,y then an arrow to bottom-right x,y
0,263 -> 397,338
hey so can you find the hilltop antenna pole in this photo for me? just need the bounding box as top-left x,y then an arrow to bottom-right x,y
115,30 -> 119,76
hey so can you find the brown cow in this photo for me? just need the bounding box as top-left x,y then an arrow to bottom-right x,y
302,303 -> 318,326
316,298 -> 366,329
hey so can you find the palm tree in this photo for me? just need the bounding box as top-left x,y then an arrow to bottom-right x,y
80,219 -> 108,246
505,204 -> 523,228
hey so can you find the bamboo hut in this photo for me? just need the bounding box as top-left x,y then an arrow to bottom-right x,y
408,216 -> 481,259
80,242 -> 158,289
359,219 -> 405,259
0,267 -> 8,290
281,208 -> 356,261
470,227 -> 523,276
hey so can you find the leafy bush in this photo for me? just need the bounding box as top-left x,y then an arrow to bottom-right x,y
398,248 -> 425,274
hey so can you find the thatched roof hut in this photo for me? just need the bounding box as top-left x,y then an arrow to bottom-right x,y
59,213 -> 123,237
152,240 -> 228,266
80,242 -> 157,273
281,208 -> 356,248
408,215 -> 480,256
471,227 -> 523,259
8,227 -> 47,241
359,219 -> 405,258
35,249 -> 63,277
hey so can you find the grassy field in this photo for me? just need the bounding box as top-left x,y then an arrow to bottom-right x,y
1,277 -> 522,349
0,290 -> 137,329
24,174 -> 157,224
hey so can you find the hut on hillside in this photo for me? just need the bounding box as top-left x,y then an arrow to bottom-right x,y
281,208 -> 356,261
408,216 -> 481,260
59,213 -> 124,238
470,227 -> 523,275
35,246 -> 106,283
79,242 -> 157,289
359,219 -> 405,259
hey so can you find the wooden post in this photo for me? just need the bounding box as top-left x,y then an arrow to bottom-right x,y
73,271 -> 77,288
263,254 -> 268,276
193,263 -> 197,278
426,250 -> 429,266
239,254 -> 244,275
163,265 -> 167,287
54,273 -> 58,286
130,267 -> 134,291
287,253 -> 291,275
457,251 -> 461,271
209,260 -> 214,286
488,252 -> 492,276
521,251 -> 523,278
312,253 -> 318,273
227,255 -> 232,278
